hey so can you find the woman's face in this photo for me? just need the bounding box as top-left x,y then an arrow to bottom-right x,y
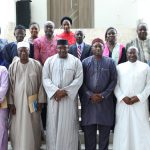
62,20 -> 71,33
106,29 -> 117,43
29,24 -> 40,38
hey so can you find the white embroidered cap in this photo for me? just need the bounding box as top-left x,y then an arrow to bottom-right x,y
17,41 -> 30,50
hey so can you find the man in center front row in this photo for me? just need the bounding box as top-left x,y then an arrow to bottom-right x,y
80,38 -> 117,150
113,46 -> 150,150
42,39 -> 83,150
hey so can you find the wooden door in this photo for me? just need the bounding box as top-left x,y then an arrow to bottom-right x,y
48,0 -> 94,28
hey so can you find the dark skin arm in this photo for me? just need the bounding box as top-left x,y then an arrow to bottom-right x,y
90,93 -> 103,104
54,90 -> 68,102
122,96 -> 140,105
8,104 -> 16,115
122,96 -> 131,105
130,96 -> 140,104
38,103 -> 44,112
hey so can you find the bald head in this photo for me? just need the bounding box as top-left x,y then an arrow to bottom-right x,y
136,23 -> 148,40
75,30 -> 85,44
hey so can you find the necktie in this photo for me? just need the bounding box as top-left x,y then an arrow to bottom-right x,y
77,45 -> 81,59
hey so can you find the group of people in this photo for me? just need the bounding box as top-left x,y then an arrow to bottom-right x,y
0,16 -> 150,150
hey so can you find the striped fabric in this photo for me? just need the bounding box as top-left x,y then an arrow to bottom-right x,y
77,45 -> 81,59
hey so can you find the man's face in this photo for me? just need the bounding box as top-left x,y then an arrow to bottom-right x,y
57,45 -> 68,58
18,47 -> 29,62
14,29 -> 26,42
137,24 -> 147,40
29,24 -> 39,37
62,20 -> 71,33
44,23 -> 54,37
106,29 -> 117,42
75,30 -> 84,44
127,48 -> 137,63
92,42 -> 104,57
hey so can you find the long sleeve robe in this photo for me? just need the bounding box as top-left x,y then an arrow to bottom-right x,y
80,56 -> 117,126
0,66 -> 8,150
8,58 -> 46,150
113,60 -> 150,150
42,54 -> 83,150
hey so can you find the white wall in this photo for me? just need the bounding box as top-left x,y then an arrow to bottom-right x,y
0,0 -> 16,36
137,0 -> 150,27
31,0 -> 47,28
94,0 -> 138,28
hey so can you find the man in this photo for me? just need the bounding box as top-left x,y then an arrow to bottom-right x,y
0,27 -> 8,65
3,25 -> 34,68
43,39 -> 83,150
68,29 -> 91,61
0,65 -> 8,150
34,21 -> 58,130
80,38 -> 117,150
68,29 -> 91,150
8,41 -> 46,150
34,21 -> 57,65
126,22 -> 150,63
113,46 -> 150,150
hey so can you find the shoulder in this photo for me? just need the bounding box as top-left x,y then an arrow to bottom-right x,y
0,66 -> 8,73
29,59 -> 43,71
68,53 -> 78,61
84,43 -> 91,48
44,54 -> 58,65
103,56 -> 115,63
69,44 -> 76,50
82,56 -> 93,65
9,57 -> 20,69
4,42 -> 16,48
34,36 -> 45,43
117,62 -> 127,69
137,61 -> 149,69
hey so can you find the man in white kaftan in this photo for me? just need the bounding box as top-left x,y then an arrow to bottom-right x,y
43,39 -> 83,150
113,46 -> 150,150
8,42 -> 46,150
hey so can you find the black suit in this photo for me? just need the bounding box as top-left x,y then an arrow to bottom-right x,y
68,43 -> 91,61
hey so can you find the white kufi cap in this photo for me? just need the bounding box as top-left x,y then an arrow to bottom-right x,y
17,41 -> 30,49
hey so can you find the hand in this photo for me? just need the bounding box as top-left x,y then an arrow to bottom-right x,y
38,103 -> 43,112
8,104 -> 16,115
130,96 -> 140,104
54,90 -> 68,102
122,97 -> 131,105
90,94 -> 103,103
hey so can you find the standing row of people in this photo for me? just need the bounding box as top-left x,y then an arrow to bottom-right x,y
0,16 -> 150,150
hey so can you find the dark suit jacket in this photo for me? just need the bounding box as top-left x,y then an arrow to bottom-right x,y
68,43 -> 91,61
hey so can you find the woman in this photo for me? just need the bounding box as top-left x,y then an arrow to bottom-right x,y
57,16 -> 76,46
103,27 -> 126,65
25,22 -> 40,44
0,65 -> 9,150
